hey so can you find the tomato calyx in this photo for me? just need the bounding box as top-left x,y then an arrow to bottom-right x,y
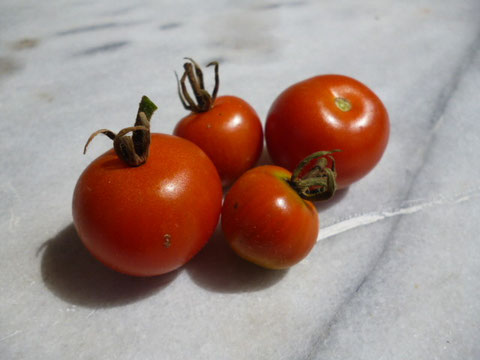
288,150 -> 340,201
176,57 -> 219,113
83,96 -> 158,167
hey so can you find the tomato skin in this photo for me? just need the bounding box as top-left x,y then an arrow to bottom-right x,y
221,165 -> 319,269
72,133 -> 223,277
174,95 -> 263,187
265,75 -> 389,189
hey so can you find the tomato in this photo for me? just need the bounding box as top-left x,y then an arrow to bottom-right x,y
72,97 -> 223,277
265,74 -> 389,189
221,151 -> 337,269
174,58 -> 263,187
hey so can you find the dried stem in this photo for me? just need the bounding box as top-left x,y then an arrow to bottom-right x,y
176,58 -> 220,113
289,150 -> 340,201
83,96 -> 158,167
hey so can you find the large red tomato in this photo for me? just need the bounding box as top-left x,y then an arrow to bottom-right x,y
72,97 -> 223,276
265,74 -> 389,188
174,59 -> 263,186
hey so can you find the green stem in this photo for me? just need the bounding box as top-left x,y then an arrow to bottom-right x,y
288,150 -> 340,201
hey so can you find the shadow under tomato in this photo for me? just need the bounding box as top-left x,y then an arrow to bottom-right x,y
38,224 -> 178,308
255,146 -> 273,167
185,225 -> 288,293
314,186 -> 349,213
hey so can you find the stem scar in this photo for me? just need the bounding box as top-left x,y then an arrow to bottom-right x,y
335,97 -> 352,112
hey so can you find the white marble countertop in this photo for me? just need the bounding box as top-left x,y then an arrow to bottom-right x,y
1,1 -> 480,359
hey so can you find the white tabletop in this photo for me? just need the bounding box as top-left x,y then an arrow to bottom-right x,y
1,1 -> 480,359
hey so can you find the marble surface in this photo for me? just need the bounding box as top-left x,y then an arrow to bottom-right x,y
1,0 -> 480,359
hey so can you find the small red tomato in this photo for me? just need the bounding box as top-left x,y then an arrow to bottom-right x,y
72,96 -> 223,276
221,151 -> 338,269
174,58 -> 263,187
265,74 -> 389,189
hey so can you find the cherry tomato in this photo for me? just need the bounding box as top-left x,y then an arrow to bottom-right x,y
221,152 -> 337,269
73,97 -> 223,277
265,74 -> 389,189
174,59 -> 263,187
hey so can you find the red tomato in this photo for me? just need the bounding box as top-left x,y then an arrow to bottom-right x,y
174,59 -> 263,186
265,74 -> 389,189
222,160 -> 334,269
73,97 -> 222,277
